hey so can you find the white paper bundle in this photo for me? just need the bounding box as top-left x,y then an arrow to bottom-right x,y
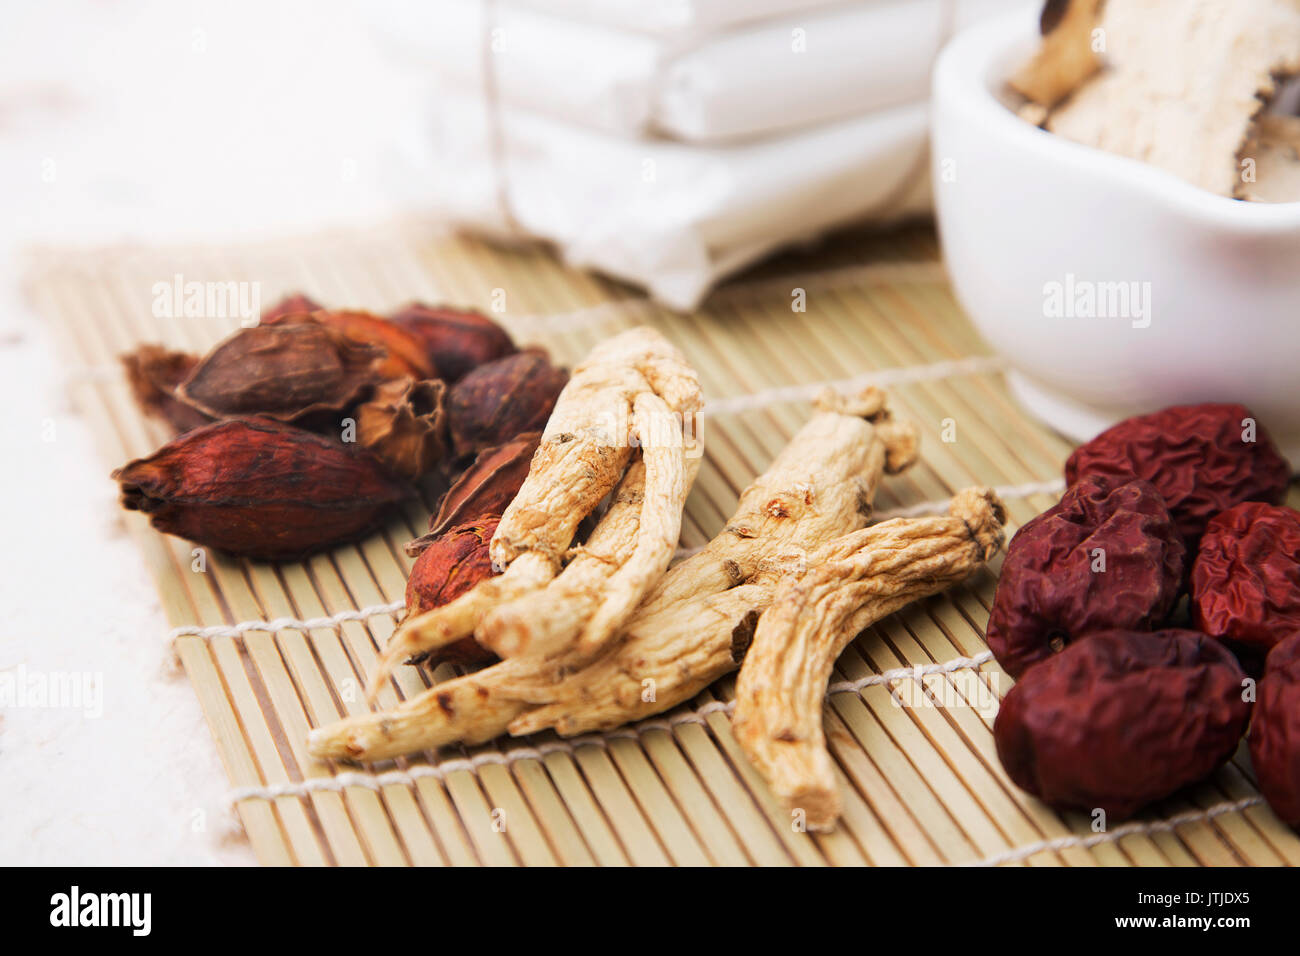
397,0 -> 1018,143
429,94 -> 932,309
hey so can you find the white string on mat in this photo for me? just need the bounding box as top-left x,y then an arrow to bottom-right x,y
226,655 -> 999,805
228,700 -> 736,805
871,478 -> 1066,522
966,796 -> 1266,867
168,600 -> 404,647
701,355 -> 1009,417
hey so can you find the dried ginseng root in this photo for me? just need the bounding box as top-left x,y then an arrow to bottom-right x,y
364,326 -> 703,696
309,388 -> 919,762
731,488 -> 1008,831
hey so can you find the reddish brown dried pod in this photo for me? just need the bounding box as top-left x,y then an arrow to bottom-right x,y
176,321 -> 387,423
112,418 -> 412,560
120,344 -> 211,434
260,292 -> 323,324
1250,633 -> 1300,825
1192,503 -> 1300,655
390,303 -> 516,382
986,475 -> 1184,678
354,377 -> 448,480
262,309 -> 434,381
404,518 -> 500,668
994,629 -> 1251,819
407,431 -> 540,556
446,350 -> 567,459
1065,403 -> 1292,547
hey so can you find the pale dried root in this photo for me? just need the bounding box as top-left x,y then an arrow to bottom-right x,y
1008,0 -> 1106,109
483,391 -> 698,660
314,389 -> 919,763
366,326 -> 702,694
364,551 -> 555,702
731,487 -> 1007,831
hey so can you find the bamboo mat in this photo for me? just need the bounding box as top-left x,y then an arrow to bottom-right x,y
26,220 -> 1300,867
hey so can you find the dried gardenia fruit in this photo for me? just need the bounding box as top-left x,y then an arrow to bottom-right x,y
446,350 -> 567,459
404,518 -> 500,669
1250,633 -> 1300,825
391,303 -> 516,382
407,431 -> 540,555
112,418 -> 412,560
995,629 -> 1251,820
176,321 -> 387,423
986,474 -> 1184,678
355,377 -> 447,480
121,344 -> 211,434
263,309 -> 434,381
1065,403 -> 1292,547
1192,502 -> 1300,655
261,292 -> 323,324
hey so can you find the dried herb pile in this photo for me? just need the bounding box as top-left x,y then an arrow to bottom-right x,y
990,403 -> 1300,825
113,294 -> 566,560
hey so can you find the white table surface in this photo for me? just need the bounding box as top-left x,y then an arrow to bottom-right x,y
0,0 -> 439,865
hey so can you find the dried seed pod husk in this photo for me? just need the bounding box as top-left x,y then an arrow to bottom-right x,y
404,518 -> 501,669
311,309 -> 434,380
311,388 -> 920,762
263,308 -> 434,381
176,321 -> 388,423
354,377 -> 448,480
446,349 -> 568,460
391,303 -> 516,382
113,417 -> 412,560
260,292 -> 323,325
120,344 -> 211,433
407,431 -> 540,556
732,488 -> 1007,831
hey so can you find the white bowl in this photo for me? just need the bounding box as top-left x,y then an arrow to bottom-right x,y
932,5 -> 1300,462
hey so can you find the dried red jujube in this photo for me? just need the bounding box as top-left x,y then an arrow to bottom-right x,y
1249,633 -> 1300,825
446,350 -> 567,459
404,517 -> 500,668
1191,502 -> 1300,655
390,303 -> 516,383
986,474 -> 1184,678
994,629 -> 1251,819
113,418 -> 412,560
1065,403 -> 1291,547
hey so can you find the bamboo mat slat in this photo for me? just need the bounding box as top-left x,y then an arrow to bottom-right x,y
25,220 -> 1300,867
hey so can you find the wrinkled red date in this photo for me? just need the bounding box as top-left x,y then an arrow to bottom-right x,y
1250,633 -> 1300,825
1191,502 -> 1300,655
1065,403 -> 1291,547
995,629 -> 1251,819
986,475 -> 1184,678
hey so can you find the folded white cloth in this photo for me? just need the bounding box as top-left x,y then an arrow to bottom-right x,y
404,0 -> 1018,143
428,93 -> 931,309
510,0 -> 845,39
